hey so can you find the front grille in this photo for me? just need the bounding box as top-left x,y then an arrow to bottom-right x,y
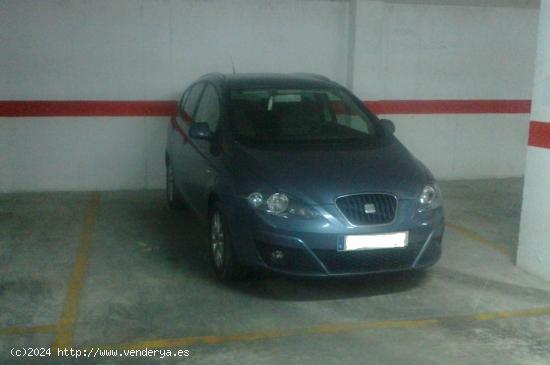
336,193 -> 397,225
313,247 -> 417,274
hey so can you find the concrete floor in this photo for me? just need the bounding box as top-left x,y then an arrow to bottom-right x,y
1,178 -> 549,364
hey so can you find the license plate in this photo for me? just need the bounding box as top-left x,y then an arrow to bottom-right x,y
344,232 -> 408,251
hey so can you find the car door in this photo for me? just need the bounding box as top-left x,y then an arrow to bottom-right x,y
172,82 -> 205,202
186,82 -> 222,216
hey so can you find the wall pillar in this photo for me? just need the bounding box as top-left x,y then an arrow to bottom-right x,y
517,0 -> 550,280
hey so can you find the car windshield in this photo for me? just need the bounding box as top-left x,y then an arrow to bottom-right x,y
228,88 -> 380,144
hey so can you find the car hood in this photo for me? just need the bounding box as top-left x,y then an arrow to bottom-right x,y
232,138 -> 429,205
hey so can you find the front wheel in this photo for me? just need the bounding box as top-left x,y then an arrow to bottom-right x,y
209,203 -> 246,281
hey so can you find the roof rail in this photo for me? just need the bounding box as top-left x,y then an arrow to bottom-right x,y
293,73 -> 332,82
198,72 -> 226,80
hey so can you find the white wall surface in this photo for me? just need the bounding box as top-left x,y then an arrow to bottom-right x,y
352,0 -> 539,100
391,114 -> 530,179
0,0 -> 350,192
0,0 -> 541,191
352,0 -> 538,179
0,0 -> 350,100
0,117 -> 166,191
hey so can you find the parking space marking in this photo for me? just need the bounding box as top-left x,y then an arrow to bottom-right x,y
446,222 -> 514,258
52,192 -> 100,349
96,305 -> 550,351
0,324 -> 57,336
4,193 -> 542,352
467,306 -> 550,321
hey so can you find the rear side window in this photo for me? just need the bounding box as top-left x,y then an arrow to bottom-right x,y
181,83 -> 205,123
194,84 -> 220,132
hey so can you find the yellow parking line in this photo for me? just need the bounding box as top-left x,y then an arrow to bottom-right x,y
98,319 -> 439,350
468,306 -> 550,321
96,306 -> 550,351
446,222 -> 513,258
0,324 -> 57,336
52,192 -> 100,349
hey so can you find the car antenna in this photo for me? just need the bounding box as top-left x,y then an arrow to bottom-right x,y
230,56 -> 236,74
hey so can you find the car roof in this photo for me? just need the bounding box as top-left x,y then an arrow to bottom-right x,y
198,72 -> 341,89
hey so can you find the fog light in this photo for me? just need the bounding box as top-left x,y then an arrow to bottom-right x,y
271,250 -> 285,262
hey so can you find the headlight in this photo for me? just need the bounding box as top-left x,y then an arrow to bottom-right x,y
247,192 -> 263,207
247,192 -> 318,218
418,183 -> 442,212
266,193 -> 289,214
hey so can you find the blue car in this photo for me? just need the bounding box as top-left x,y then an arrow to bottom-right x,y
166,73 -> 444,281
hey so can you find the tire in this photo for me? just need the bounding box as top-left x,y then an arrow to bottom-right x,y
166,161 -> 184,210
209,202 -> 246,281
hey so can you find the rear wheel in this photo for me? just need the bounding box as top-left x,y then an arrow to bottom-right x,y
166,161 -> 184,210
209,203 -> 246,281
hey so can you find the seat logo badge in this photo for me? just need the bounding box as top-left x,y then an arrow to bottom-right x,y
364,203 -> 377,214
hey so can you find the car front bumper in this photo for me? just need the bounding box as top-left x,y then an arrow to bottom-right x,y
222,195 -> 444,277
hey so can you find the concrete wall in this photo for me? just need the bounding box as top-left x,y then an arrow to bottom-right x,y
0,0 -> 541,192
0,0 -> 350,192
351,0 -> 539,179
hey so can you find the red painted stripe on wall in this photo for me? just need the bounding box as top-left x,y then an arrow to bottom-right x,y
528,121 -> 550,149
0,100 -> 177,117
0,99 -> 532,117
365,100 -> 531,114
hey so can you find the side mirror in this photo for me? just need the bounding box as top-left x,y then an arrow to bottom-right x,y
379,119 -> 395,134
188,122 -> 213,141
